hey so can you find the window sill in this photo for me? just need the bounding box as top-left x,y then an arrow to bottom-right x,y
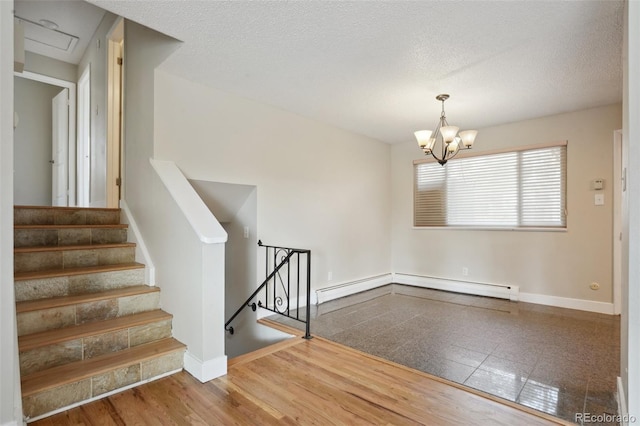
412,226 -> 568,232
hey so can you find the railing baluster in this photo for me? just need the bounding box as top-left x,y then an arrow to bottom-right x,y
286,252 -> 290,316
225,241 -> 312,339
305,251 -> 311,339
296,252 -> 300,321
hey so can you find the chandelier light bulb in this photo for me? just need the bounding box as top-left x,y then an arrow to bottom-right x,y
414,130 -> 433,148
459,130 -> 478,148
440,126 -> 459,143
447,138 -> 460,153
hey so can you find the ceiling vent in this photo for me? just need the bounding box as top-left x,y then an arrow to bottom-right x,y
14,16 -> 79,56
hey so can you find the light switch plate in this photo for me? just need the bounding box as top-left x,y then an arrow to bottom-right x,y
595,194 -> 604,206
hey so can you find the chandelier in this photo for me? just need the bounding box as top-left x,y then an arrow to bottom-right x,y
414,94 -> 478,166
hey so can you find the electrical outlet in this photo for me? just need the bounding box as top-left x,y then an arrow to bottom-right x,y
462,267 -> 469,276
328,271 -> 333,281
590,282 -> 600,290
243,226 -> 249,238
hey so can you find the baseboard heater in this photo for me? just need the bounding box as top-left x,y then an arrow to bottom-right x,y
393,273 -> 519,301
315,274 -> 393,305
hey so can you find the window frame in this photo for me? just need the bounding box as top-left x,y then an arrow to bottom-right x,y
413,141 -> 568,232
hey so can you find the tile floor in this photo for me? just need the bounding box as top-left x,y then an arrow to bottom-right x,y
275,284 -> 620,425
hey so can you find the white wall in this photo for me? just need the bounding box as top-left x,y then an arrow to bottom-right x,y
24,52 -> 77,83
1,1 -> 22,424
391,104 -> 621,304
13,77 -> 62,205
122,20 -> 231,381
77,12 -> 118,207
219,186 -> 290,357
154,70 -> 392,293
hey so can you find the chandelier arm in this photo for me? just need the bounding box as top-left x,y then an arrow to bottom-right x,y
439,116 -> 448,161
445,144 -> 470,163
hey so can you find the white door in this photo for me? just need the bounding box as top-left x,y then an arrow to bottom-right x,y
52,88 -> 69,206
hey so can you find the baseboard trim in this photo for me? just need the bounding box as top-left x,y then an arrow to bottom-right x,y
617,376 -> 628,426
315,274 -> 393,305
183,351 -> 227,383
308,271 -> 614,314
120,200 -> 156,285
393,273 -> 519,301
519,292 -> 615,315
256,292 -> 319,319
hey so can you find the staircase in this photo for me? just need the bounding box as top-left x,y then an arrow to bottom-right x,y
13,205 -> 186,421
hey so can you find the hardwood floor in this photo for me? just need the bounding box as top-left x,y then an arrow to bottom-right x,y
33,327 -> 572,425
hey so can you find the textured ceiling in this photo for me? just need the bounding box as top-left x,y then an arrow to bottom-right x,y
88,0 -> 623,144
15,0 -> 105,65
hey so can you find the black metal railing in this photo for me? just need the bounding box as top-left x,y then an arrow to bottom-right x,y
224,240 -> 312,339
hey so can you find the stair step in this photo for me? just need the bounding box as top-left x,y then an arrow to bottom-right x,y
21,338 -> 185,419
14,243 -> 136,273
14,265 -> 146,302
14,205 -> 120,226
19,308 -> 171,351
16,285 -> 159,314
19,310 -> 173,376
16,284 -> 160,336
14,243 -> 136,253
15,224 -> 129,248
14,262 -> 145,281
21,337 -> 184,394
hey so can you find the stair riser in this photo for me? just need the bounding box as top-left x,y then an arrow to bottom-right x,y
15,247 -> 135,273
14,268 -> 146,302
22,349 -> 184,420
17,292 -> 161,336
14,206 -> 186,422
20,319 -> 172,375
15,228 -> 128,248
14,208 -> 120,226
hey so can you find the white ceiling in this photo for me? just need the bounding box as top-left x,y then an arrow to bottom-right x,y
15,0 -> 105,65
87,0 -> 623,145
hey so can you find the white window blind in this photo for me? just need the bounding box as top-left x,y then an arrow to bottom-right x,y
414,144 -> 567,228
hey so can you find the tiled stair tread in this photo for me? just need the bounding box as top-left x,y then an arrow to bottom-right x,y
14,262 -> 145,281
21,337 -> 185,397
15,224 -> 128,230
14,243 -> 136,253
15,205 -> 120,212
18,309 -> 172,352
16,285 -> 159,314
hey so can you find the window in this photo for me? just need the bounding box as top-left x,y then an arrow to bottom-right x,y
414,143 -> 567,229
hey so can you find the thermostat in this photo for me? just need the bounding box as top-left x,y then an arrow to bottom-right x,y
593,179 -> 604,190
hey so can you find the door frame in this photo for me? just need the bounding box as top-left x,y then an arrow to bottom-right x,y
77,65 -> 91,207
14,70 -> 77,206
613,129 -> 623,315
106,17 -> 124,208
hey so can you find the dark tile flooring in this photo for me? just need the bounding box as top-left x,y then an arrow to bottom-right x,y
275,284 -> 620,425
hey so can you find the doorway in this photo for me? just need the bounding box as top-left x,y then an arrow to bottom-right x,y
13,71 -> 76,206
